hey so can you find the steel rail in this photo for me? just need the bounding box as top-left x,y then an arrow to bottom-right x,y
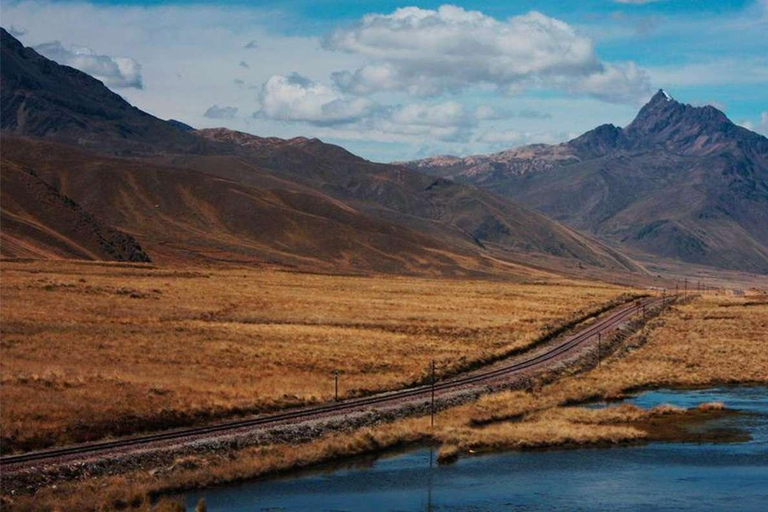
1,297 -> 663,468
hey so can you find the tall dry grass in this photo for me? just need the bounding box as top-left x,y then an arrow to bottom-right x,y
0,260 -> 628,450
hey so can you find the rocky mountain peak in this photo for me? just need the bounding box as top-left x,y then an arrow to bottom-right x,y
626,89 -> 685,135
623,89 -> 744,155
649,88 -> 674,105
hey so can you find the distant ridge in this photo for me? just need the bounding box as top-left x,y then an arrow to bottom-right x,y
407,90 -> 768,274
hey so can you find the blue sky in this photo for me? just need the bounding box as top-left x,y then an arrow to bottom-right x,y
3,0 -> 767,161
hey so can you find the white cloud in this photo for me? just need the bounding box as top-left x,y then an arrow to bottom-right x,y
325,5 -> 650,103
391,101 -> 470,127
254,74 -> 512,142
34,41 -> 143,89
204,105 -> 239,119
375,101 -> 485,142
256,73 -> 378,126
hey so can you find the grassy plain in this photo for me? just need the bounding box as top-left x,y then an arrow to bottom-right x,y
0,260 -> 629,451
3,286 -> 766,511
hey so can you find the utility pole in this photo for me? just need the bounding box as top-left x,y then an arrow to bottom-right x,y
430,360 -> 436,428
333,370 -> 339,402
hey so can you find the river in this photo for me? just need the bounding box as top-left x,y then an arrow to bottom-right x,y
186,386 -> 768,511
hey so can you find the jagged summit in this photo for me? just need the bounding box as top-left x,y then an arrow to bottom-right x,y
565,89 -> 751,159
624,89 -> 757,156
648,89 -> 674,105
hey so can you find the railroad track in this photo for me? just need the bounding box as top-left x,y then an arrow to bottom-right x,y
1,296 -> 664,470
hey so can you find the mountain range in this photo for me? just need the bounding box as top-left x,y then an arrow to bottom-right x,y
1,27 -> 638,278
3,25 -> 766,277
408,90 -> 768,274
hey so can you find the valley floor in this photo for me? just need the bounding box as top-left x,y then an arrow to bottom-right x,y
0,260 -> 627,452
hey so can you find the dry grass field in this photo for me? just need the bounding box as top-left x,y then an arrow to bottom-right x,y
3,284 -> 766,511
0,260 -> 629,451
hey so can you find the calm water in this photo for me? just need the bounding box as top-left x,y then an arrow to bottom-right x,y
186,387 -> 768,511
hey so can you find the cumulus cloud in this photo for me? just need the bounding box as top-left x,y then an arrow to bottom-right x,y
254,73 -> 510,142
204,105 -> 239,119
255,73 -> 378,126
375,101 -> 490,142
325,5 -> 650,103
34,41 -> 143,89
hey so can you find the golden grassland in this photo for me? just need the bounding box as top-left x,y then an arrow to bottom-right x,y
0,260 -> 630,450
5,292 -> 766,512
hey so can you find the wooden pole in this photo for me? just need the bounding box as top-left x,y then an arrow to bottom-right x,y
334,370 -> 339,402
430,360 -> 436,427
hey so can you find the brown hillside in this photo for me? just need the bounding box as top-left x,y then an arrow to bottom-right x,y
0,158 -> 149,262
1,137 -> 529,275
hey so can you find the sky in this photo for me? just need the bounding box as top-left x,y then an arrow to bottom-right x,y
3,0 -> 768,162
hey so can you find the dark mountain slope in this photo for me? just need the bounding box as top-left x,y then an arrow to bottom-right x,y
0,28 -> 211,154
408,91 -> 768,274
